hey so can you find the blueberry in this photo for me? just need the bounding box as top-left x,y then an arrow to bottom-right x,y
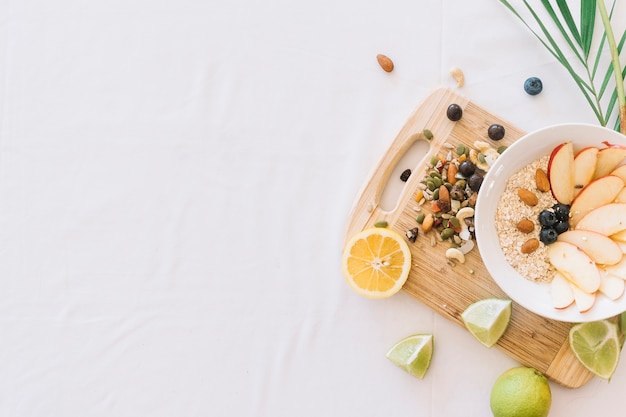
538,210 -> 557,227
446,103 -> 463,121
539,227 -> 558,245
552,203 -> 570,221
553,220 -> 569,234
468,173 -> 483,192
488,124 -> 505,141
524,77 -> 543,95
458,160 -> 476,177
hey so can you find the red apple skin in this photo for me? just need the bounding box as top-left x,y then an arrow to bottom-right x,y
547,142 -> 575,204
602,141 -> 626,149
569,175 -> 625,226
573,146 -> 599,192
547,142 -> 566,180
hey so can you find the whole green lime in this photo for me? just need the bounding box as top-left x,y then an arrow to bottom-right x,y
490,366 -> 551,417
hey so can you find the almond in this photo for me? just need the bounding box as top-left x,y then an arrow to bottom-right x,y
535,168 -> 550,192
422,213 -> 434,233
438,184 -> 450,204
517,188 -> 538,206
521,238 -> 540,254
447,164 -> 458,184
376,54 -> 394,72
516,219 -> 535,234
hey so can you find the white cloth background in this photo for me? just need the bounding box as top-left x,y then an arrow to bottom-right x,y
0,0 -> 624,415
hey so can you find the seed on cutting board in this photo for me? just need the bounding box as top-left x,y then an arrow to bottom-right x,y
416,213 -> 426,224
456,144 -> 468,156
406,227 -> 419,242
422,213 -> 434,232
448,216 -> 461,229
487,124 -> 505,141
441,228 -> 455,240
374,220 -> 388,228
400,169 -> 411,182
430,156 -> 440,166
429,171 -> 442,179
447,164 -> 458,184
423,129 -> 434,140
426,180 -> 436,191
446,103 -> 463,121
497,145 -> 507,154
438,185 -> 450,203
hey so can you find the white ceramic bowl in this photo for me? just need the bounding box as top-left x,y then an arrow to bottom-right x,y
475,123 -> 626,322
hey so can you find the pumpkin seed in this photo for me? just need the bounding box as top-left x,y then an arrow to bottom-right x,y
423,129 -> 434,140
449,217 -> 461,229
426,180 -> 436,191
429,171 -> 442,179
416,213 -> 426,224
441,228 -> 455,240
432,188 -> 440,200
430,156 -> 440,166
374,220 -> 388,228
497,145 -> 507,154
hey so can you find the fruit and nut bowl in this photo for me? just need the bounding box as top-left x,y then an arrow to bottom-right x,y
475,123 -> 626,322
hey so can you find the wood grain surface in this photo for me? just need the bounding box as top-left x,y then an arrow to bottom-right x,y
344,87 -> 595,388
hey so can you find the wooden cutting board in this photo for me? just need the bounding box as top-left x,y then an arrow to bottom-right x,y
344,87 -> 595,388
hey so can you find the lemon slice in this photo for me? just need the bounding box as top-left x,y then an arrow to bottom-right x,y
385,334 -> 434,379
461,298 -> 512,348
569,319 -> 620,380
342,227 -> 411,298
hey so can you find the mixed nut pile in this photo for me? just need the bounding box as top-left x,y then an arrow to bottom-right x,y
407,138 -> 505,264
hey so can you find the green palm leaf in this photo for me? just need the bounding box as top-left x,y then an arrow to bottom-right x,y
499,0 -> 626,132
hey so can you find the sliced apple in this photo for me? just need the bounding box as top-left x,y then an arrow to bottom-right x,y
547,241 -> 601,293
616,242 -> 626,254
557,229 -> 623,265
547,142 -> 576,204
551,271 -> 575,309
615,187 -> 626,203
610,164 -> 626,183
593,144 -> 626,179
569,175 -> 625,226
600,256 -> 626,279
611,229 -> 626,243
599,272 -> 625,300
571,284 -> 596,313
575,203 -> 626,236
573,146 -> 599,193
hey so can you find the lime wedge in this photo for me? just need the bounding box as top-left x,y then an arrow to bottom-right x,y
385,334 -> 433,379
569,320 -> 620,380
461,298 -> 512,348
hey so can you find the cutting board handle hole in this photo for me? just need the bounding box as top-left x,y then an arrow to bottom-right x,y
379,138 -> 430,212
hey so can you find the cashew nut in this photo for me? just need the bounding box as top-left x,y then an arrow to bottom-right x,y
445,247 -> 466,264
455,207 -> 475,241
456,207 -> 475,221
457,239 -> 475,255
450,67 -> 465,88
